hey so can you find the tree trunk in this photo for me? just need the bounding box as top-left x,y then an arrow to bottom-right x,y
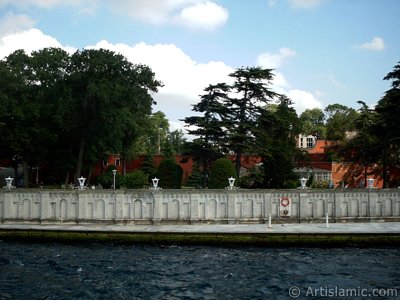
64,169 -> 70,186
87,165 -> 93,185
23,160 -> 29,188
363,164 -> 368,188
235,150 -> 242,179
75,135 -> 85,184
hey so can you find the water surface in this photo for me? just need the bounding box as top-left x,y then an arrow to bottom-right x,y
0,241 -> 399,299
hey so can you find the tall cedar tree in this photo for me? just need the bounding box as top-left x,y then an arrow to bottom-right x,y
183,83 -> 229,187
375,61 -> 400,187
225,67 -> 277,177
257,96 -> 300,188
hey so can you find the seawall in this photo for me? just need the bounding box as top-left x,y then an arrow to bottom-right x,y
1,188 -> 399,224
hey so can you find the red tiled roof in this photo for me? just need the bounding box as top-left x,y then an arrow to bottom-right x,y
307,140 -> 336,154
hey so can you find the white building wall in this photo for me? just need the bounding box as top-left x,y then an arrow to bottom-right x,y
0,189 -> 399,223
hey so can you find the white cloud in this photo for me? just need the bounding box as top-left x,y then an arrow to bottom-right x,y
0,0 -> 84,9
176,1 -> 228,31
0,28 -> 75,59
289,0 -> 322,9
257,47 -> 322,113
356,37 -> 385,51
0,12 -> 36,36
108,0 -> 228,30
87,39 -> 234,121
257,47 -> 296,69
287,89 -> 323,114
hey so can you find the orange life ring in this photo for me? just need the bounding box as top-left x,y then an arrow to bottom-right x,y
281,197 -> 290,207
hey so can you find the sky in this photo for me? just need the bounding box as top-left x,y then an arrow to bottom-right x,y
0,0 -> 399,133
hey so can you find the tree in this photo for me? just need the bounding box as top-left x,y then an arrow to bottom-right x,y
0,48 -> 71,187
257,96 -> 300,188
157,159 -> 183,189
208,158 -> 236,189
124,170 -> 148,189
65,49 -> 161,182
325,104 -> 358,141
183,83 -> 230,187
299,108 -> 326,139
225,67 -> 278,177
375,61 -> 400,187
336,101 -> 380,187
167,129 -> 187,155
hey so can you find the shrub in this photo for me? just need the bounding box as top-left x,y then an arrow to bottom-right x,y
284,180 -> 298,189
124,170 -> 148,189
157,159 -> 183,189
96,165 -> 124,189
208,158 -> 236,189
140,155 -> 157,185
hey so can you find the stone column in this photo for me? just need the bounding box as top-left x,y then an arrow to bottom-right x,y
114,190 -> 125,222
226,190 -> 237,223
152,190 -> 162,224
40,190 -> 50,222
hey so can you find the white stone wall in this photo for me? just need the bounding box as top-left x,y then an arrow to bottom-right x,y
0,189 -> 399,223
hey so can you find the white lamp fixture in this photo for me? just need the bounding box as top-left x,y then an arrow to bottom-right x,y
228,177 -> 236,190
5,176 -> 14,189
300,177 -> 307,189
367,177 -> 375,189
151,177 -> 161,190
78,176 -> 86,190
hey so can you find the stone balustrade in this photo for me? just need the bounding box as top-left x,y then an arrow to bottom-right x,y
0,189 -> 399,224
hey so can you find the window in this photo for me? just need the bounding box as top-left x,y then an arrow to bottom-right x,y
115,158 -> 120,166
306,137 -> 314,148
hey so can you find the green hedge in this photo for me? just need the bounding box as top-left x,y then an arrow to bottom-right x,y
157,159 -> 183,189
208,158 -> 236,189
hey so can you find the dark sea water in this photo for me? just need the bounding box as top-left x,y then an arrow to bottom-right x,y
0,241 -> 399,300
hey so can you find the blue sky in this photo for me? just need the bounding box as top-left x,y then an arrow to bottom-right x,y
0,0 -> 399,132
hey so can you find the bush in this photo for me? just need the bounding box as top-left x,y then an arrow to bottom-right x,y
208,158 -> 236,189
157,159 -> 183,189
140,155 -> 157,185
284,180 -> 298,189
96,165 -> 124,189
239,167 -> 263,189
186,166 -> 203,189
124,170 -> 147,189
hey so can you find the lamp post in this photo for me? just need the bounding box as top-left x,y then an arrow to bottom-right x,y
150,177 -> 161,190
78,176 -> 86,190
300,177 -> 307,189
112,169 -> 117,190
228,177 -> 235,190
367,177 -> 374,189
5,176 -> 14,189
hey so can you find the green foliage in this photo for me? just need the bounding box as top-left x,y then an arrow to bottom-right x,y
124,170 -> 147,189
183,84 -> 230,187
139,155 -> 157,183
185,165 -> 203,189
306,174 -> 314,187
208,158 -> 236,189
157,159 -> 183,189
311,180 -> 329,189
258,96 -> 300,188
238,167 -> 263,189
324,104 -> 358,141
299,108 -> 326,139
96,165 -> 124,189
226,67 -> 278,176
283,180 -> 298,189
0,47 -> 161,186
